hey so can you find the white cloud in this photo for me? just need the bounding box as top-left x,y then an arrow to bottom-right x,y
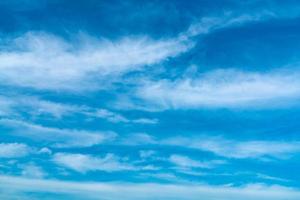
164,137 -> 300,159
0,143 -> 31,158
122,133 -> 300,160
0,95 -> 81,119
0,32 -> 192,91
0,95 -> 158,125
169,155 -> 225,169
0,175 -> 300,200
255,173 -> 289,183
21,163 -> 47,179
38,147 -> 52,155
0,119 -> 116,148
137,69 -> 300,109
139,150 -> 156,159
120,133 -> 157,146
131,118 -> 158,124
85,108 -> 158,124
182,11 -> 275,38
0,13 -> 277,92
53,153 -> 137,173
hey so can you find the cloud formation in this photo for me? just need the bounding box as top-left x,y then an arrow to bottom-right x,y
169,154 -> 225,169
123,133 -> 300,160
0,32 -> 192,91
164,137 -> 300,159
137,69 -> 300,109
53,153 -> 137,173
0,143 -> 32,158
0,175 -> 300,200
0,119 -> 116,148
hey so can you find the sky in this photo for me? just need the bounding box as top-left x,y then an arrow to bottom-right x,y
0,0 -> 300,199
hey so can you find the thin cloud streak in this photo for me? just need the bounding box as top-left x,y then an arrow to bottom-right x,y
0,175 -> 299,200
122,133 -> 300,159
137,69 -> 300,109
0,119 -> 116,148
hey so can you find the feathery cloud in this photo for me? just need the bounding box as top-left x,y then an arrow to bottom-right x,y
0,32 -> 192,91
0,175 -> 300,200
137,69 -> 300,109
0,119 -> 116,148
53,153 -> 134,173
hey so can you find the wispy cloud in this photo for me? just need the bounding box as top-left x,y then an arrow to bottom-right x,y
181,11 -> 276,39
0,119 -> 116,148
0,175 -> 300,200
0,95 -> 158,124
169,154 -> 226,169
164,136 -> 300,159
0,143 -> 32,158
53,153 -> 135,173
53,153 -> 157,173
20,163 -> 47,179
136,69 -> 300,109
122,133 -> 300,160
0,32 -> 192,91
0,12 -> 278,92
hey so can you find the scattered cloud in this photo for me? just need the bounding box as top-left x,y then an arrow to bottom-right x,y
0,5 -> 299,198
0,119 -> 116,148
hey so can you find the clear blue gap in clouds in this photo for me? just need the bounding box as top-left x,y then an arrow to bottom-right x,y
0,0 -> 300,200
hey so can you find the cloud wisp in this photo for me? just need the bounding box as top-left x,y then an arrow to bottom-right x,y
0,143 -> 32,158
0,95 -> 158,124
0,119 -> 116,148
0,175 -> 300,200
0,32 -> 192,91
164,137 -> 300,159
169,154 -> 226,169
122,133 -> 300,160
0,12 -> 279,92
136,69 -> 300,109
53,153 -> 139,173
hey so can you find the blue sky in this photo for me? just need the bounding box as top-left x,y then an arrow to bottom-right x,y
0,0 -> 300,199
